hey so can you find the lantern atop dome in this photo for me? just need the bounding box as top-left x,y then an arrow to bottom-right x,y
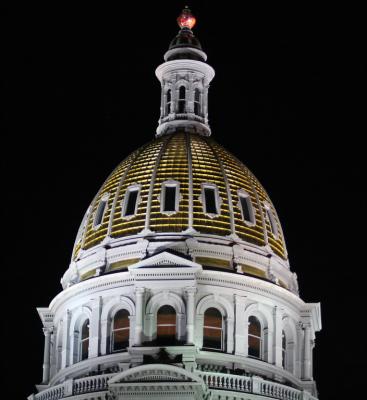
177,6 -> 196,30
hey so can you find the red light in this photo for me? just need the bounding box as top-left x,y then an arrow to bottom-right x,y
177,7 -> 196,30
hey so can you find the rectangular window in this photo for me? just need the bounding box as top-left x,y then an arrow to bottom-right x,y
161,181 -> 179,214
204,187 -> 218,214
248,335 -> 261,358
266,207 -> 279,238
239,194 -> 255,225
123,188 -> 139,217
94,197 -> 108,228
203,327 -> 223,350
164,186 -> 176,212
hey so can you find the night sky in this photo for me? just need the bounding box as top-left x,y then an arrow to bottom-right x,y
3,2 -> 366,399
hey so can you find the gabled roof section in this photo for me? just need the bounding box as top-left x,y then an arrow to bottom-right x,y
128,250 -> 202,270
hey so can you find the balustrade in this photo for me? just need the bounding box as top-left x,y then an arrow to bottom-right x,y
33,370 -> 318,400
198,370 -> 317,400
33,373 -> 114,400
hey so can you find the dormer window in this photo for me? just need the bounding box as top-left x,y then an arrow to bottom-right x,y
93,193 -> 109,229
166,89 -> 171,115
178,86 -> 186,113
160,180 -> 180,215
194,88 -> 201,115
201,183 -> 221,217
238,190 -> 255,225
264,202 -> 279,238
122,185 -> 140,219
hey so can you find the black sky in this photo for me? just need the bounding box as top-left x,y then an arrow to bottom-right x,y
3,2 -> 366,399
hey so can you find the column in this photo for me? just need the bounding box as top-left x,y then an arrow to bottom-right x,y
89,297 -> 102,358
227,317 -> 234,353
303,323 -> 312,380
185,287 -> 196,344
295,322 -> 303,378
234,295 -> 247,356
273,306 -> 283,367
42,328 -> 52,383
134,287 -> 145,346
49,328 -> 56,377
61,310 -> 71,368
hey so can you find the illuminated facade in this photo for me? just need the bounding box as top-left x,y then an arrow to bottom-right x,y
29,8 -> 321,400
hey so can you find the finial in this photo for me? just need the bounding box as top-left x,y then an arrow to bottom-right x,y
177,6 -> 196,30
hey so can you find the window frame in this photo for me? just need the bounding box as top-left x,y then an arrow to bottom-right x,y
160,180 -> 180,215
201,183 -> 221,218
237,189 -> 256,226
111,309 -> 130,353
203,307 -> 225,351
194,87 -> 201,116
264,202 -> 279,239
121,184 -> 141,220
248,315 -> 263,360
177,85 -> 186,113
282,330 -> 287,369
165,88 -> 172,116
93,193 -> 109,230
156,304 -> 177,344
79,319 -> 90,361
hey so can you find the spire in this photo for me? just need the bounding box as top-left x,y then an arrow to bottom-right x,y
155,8 -> 215,137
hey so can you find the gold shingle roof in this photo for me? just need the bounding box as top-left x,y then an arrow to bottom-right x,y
73,132 -> 287,261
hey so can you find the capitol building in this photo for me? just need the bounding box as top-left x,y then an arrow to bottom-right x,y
29,8 -> 321,400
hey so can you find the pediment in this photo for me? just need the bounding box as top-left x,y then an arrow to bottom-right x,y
128,251 -> 202,270
109,364 -> 205,385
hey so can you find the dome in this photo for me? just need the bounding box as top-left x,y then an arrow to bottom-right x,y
68,132 -> 294,292
169,28 -> 202,51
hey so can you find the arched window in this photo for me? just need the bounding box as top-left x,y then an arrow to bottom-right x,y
194,88 -> 201,115
111,309 -> 130,352
248,316 -> 262,359
80,319 -> 89,361
166,89 -> 171,115
282,330 -> 287,368
157,305 -> 176,344
178,86 -> 186,113
203,308 -> 224,351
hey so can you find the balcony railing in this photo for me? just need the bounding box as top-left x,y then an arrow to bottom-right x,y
30,373 -> 114,400
30,370 -> 318,400
197,370 -> 318,400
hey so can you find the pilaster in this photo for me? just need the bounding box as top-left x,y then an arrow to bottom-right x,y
185,287 -> 197,344
303,322 -> 312,380
42,327 -> 52,383
234,295 -> 247,356
273,306 -> 283,367
89,296 -> 102,358
61,310 -> 71,368
134,287 -> 146,346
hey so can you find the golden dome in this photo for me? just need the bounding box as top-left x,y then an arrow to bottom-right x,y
73,132 -> 287,262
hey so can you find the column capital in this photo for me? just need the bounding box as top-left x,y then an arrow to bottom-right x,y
135,287 -> 146,295
234,294 -> 247,304
43,327 -> 53,336
185,287 -> 197,295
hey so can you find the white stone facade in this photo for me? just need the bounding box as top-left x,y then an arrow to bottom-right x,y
31,252 -> 320,400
